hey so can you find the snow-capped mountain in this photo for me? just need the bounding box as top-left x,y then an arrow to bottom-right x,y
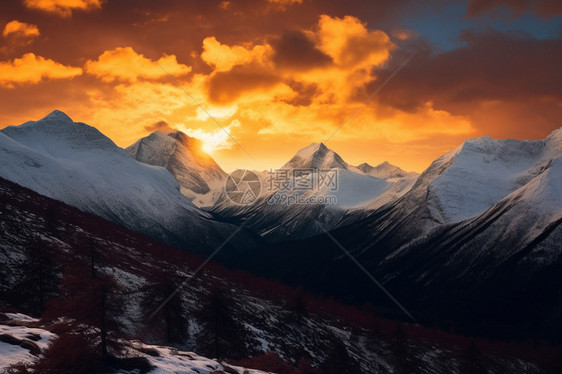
127,131 -> 227,207
210,142 -> 418,241
0,110 -> 250,253
384,129 -> 562,229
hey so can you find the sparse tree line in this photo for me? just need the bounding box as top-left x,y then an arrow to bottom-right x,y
1,226 -> 365,373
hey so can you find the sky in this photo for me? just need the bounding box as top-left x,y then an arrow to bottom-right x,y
1,0 -> 561,172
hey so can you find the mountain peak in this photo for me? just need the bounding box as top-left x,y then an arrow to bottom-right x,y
41,110 -> 73,123
295,142 -> 327,157
283,142 -> 348,170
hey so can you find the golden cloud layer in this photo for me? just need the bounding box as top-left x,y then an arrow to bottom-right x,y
85,47 -> 192,83
2,20 -> 40,39
0,13 -> 495,172
0,53 -> 82,87
23,0 -> 103,16
49,14 -> 474,171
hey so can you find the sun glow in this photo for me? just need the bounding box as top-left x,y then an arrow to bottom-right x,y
201,142 -> 216,154
178,119 -> 240,155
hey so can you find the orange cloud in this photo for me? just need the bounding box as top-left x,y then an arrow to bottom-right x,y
201,15 -> 396,106
391,27 -> 417,41
0,53 -> 82,87
187,15 -> 473,151
316,15 -> 395,69
23,0 -> 103,17
201,37 -> 271,72
85,47 -> 191,83
85,81 -> 197,146
2,20 -> 40,39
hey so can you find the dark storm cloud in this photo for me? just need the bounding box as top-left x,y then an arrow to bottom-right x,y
374,29 -> 562,137
271,30 -> 332,71
207,63 -> 281,103
377,29 -> 562,109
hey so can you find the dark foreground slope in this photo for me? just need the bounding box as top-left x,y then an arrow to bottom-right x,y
2,176 -> 559,373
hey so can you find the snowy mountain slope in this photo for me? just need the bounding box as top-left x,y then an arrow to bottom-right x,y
127,131 -> 227,207
333,128 -> 562,263
401,131 -> 562,225
358,154 -> 562,340
282,143 -> 416,179
211,143 -> 418,241
0,110 -> 249,253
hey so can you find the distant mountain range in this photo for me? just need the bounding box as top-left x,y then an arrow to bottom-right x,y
209,141 -> 418,241
1,110 -> 561,343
